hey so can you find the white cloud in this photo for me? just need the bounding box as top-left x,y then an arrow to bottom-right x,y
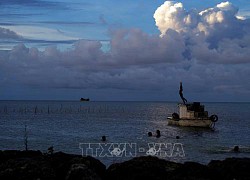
153,1 -> 250,64
154,1 -> 240,36
153,1 -> 196,35
0,2 -> 250,101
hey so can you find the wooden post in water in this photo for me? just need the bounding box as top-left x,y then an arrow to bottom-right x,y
24,124 -> 28,151
34,106 -> 38,114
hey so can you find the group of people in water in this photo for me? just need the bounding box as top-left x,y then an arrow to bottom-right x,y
101,135 -> 240,153
147,130 -> 161,138
101,130 -> 162,142
101,130 -> 161,142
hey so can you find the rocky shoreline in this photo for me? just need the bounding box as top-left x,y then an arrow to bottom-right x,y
0,150 -> 249,180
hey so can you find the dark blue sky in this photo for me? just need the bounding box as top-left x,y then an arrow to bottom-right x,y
0,0 -> 250,102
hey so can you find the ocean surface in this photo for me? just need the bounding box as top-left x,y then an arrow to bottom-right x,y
0,101 -> 250,166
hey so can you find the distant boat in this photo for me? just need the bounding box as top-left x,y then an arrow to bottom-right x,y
80,98 -> 90,102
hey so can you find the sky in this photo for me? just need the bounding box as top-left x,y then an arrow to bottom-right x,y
0,0 -> 250,102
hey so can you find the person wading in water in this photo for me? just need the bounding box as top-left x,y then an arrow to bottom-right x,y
179,82 -> 187,104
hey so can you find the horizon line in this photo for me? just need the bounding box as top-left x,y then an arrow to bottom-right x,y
0,100 -> 249,103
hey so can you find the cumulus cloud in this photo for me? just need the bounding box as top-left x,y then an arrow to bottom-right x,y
154,1 -> 198,35
108,29 -> 185,66
154,1 -> 239,36
154,1 -> 250,64
0,1 -> 250,101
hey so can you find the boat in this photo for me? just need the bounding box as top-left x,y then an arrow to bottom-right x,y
168,82 -> 218,128
80,98 -> 90,102
167,102 -> 218,128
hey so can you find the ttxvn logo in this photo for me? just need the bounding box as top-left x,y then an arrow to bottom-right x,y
79,143 -> 185,158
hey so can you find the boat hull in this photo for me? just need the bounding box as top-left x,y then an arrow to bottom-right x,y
168,118 -> 212,128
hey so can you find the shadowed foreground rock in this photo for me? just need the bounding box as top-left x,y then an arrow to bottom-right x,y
106,156 -> 182,180
0,150 -> 105,180
0,150 -> 249,180
106,156 -> 250,180
208,158 -> 250,180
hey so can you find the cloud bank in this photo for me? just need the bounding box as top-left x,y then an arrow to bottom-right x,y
0,1 -> 250,101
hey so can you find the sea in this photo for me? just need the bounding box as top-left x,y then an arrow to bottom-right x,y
0,101 -> 250,167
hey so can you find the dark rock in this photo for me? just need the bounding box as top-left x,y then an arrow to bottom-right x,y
208,158 -> 250,180
106,156 -> 182,180
106,156 -> 250,180
48,151 -> 79,179
171,161 -> 215,180
47,152 -> 106,180
0,150 -> 105,180
1,150 -> 250,180
66,164 -> 101,180
69,156 -> 106,178
0,151 -> 55,180
0,150 -> 43,164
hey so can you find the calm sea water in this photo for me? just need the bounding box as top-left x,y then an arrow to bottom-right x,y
0,101 -> 250,166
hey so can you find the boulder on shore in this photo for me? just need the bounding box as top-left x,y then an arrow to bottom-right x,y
0,150 -> 105,180
106,156 -> 250,180
0,150 -> 250,180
